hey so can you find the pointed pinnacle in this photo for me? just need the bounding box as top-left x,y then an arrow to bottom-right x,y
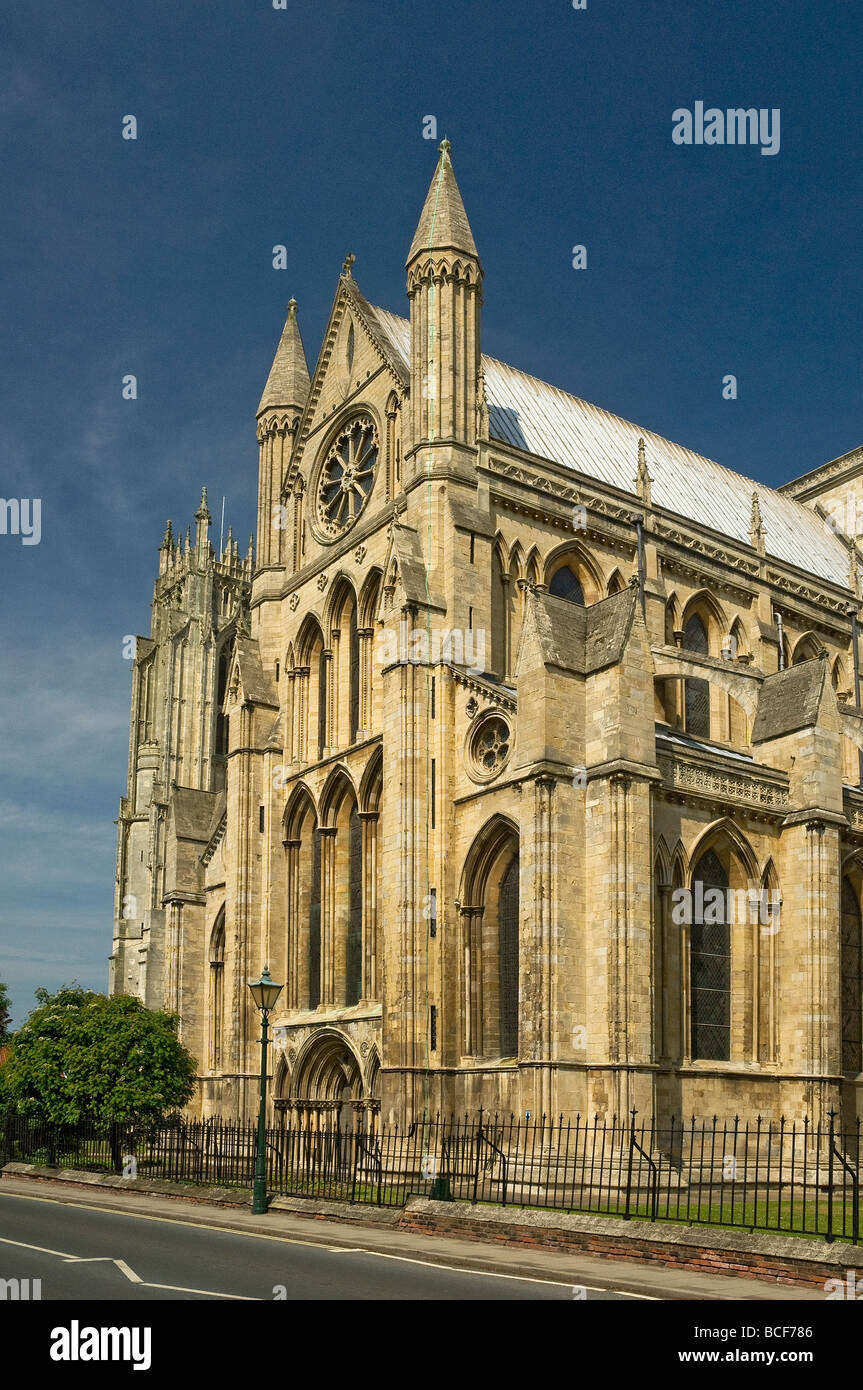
258,300 -> 311,415
407,140 -> 479,265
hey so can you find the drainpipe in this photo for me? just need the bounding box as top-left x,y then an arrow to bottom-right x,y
775,609 -> 785,671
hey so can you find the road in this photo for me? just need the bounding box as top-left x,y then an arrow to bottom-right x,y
0,1191 -> 650,1301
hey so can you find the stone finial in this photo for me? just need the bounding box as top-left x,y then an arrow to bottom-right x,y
634,437 -> 652,507
342,252 -> 356,278
439,137 -> 452,158
750,491 -> 766,554
161,519 -> 173,549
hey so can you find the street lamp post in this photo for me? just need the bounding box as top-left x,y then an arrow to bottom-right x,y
247,965 -> 283,1216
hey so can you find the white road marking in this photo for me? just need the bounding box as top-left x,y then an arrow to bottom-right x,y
0,1189 -> 348,1251
0,1233 -> 256,1299
0,1188 -> 659,1298
329,1246 -> 659,1297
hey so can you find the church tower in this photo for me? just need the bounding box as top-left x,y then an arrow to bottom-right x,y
110,490 -> 251,1011
256,299 -> 311,568
405,139 -> 483,469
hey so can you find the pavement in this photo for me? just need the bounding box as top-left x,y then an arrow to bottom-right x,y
0,1173 -> 829,1300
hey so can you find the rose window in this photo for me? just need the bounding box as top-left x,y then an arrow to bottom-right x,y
315,416 -> 378,539
470,715 -> 512,779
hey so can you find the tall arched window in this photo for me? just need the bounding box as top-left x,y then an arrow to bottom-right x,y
683,613 -> 710,738
215,647 -> 230,755
498,852 -> 519,1057
346,804 -> 363,1005
317,646 -> 328,759
308,826 -> 322,1008
841,877 -> 862,1073
349,602 -> 359,743
549,565 -> 585,605
690,848 -> 731,1061
459,819 -> 520,1059
208,910 -> 225,1069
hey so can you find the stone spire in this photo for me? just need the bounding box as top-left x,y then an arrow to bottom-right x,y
256,300 -> 311,570
257,299 -> 311,417
635,437 -> 653,507
406,141 -> 483,453
195,486 -> 211,556
407,138 -> 479,265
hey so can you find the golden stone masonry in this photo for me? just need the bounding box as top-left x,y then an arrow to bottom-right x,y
110,143 -> 863,1129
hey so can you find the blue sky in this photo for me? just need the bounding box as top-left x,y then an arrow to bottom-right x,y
1,0 -> 861,1025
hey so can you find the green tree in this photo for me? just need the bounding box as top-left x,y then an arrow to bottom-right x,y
0,982 -> 11,1045
0,987 -> 197,1125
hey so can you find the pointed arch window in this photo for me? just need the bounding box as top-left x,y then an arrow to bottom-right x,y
317,648 -> 328,759
346,804 -> 363,1005
498,852 -> 519,1057
346,322 -> 355,374
349,602 -> 359,743
683,613 -> 710,738
308,827 -> 322,1009
690,848 -> 731,1061
549,565 -> 585,605
208,910 -> 226,1070
215,647 -> 230,755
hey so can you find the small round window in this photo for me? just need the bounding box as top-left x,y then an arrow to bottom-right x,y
468,714 -> 512,781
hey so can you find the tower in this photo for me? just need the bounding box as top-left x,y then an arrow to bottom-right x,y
256,299 -> 311,568
405,139 -> 483,466
110,490 -> 251,1012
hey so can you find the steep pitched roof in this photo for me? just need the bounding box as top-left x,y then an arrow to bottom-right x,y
407,140 -> 479,265
751,658 -> 827,743
370,308 -> 850,589
258,300 -> 311,415
528,587 -> 638,676
169,787 -> 220,841
232,635 -> 278,708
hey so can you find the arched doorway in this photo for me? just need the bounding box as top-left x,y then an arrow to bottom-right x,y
287,1031 -> 378,1133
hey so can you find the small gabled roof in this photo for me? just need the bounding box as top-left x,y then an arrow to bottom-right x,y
751,658 -> 827,743
169,787 -> 220,842
527,587 -> 638,676
231,635 -> 279,709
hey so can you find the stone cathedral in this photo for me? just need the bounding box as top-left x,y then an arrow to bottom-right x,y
111,141 -> 863,1130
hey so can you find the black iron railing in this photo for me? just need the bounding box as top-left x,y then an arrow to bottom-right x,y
2,1108 -> 861,1242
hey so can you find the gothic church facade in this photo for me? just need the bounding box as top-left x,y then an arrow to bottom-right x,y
111,143 -> 863,1129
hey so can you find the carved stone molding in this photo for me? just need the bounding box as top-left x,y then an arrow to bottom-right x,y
658,751 -> 789,812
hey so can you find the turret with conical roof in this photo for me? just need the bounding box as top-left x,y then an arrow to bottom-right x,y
406,140 -> 483,458
256,299 -> 311,567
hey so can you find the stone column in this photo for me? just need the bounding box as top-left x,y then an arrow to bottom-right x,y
319,825 -> 338,1006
